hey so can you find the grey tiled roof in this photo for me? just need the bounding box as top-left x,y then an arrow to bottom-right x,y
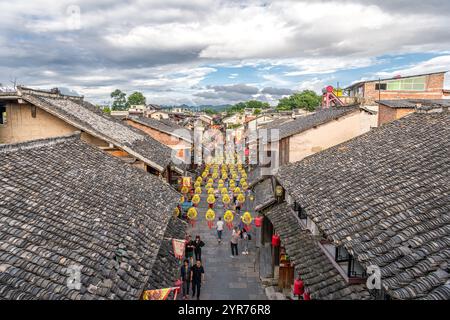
18,89 -> 173,172
0,134 -> 183,300
276,111 -> 450,300
376,99 -> 450,109
146,216 -> 187,290
265,203 -> 370,300
253,178 -> 276,211
260,106 -> 359,141
127,116 -> 193,143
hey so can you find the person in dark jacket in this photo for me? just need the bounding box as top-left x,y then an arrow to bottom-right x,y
180,259 -> 191,300
185,235 -> 195,265
191,260 -> 205,300
193,235 -> 205,262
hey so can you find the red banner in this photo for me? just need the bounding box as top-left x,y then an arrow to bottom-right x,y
172,239 -> 185,260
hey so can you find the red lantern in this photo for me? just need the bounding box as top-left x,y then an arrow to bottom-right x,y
294,278 -> 304,296
254,216 -> 263,227
272,234 -> 280,247
303,291 -> 311,300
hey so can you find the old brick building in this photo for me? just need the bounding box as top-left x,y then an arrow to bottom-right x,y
0,87 -> 183,182
376,99 -> 450,126
344,71 -> 448,106
124,116 -> 193,165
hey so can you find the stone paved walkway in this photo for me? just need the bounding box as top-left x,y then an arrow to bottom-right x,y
184,185 -> 266,300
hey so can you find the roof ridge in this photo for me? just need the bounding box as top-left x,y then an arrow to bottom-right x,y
0,132 -> 81,154
17,86 -> 84,101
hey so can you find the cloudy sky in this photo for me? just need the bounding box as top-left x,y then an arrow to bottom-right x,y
1,0 -> 449,106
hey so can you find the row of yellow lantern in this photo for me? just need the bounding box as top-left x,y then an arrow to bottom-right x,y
175,206 -> 254,230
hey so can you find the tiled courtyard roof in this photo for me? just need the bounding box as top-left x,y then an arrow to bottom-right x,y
276,110 -> 450,299
265,203 -> 370,300
260,106 -> 359,141
376,99 -> 450,109
0,134 -> 182,300
127,116 -> 193,143
16,87 -> 174,172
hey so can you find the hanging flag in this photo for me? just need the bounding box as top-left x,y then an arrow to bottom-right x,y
142,288 -> 173,300
172,239 -> 186,260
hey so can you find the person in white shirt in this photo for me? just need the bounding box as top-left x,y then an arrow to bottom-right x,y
216,217 -> 224,244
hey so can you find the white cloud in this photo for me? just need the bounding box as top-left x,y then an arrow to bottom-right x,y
375,55 -> 450,81
1,0 -> 450,104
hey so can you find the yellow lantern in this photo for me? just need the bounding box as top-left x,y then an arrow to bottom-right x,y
181,186 -> 189,194
207,194 -> 216,205
187,207 -> 198,220
224,210 -> 234,225
194,182 -> 201,188
208,178 -> 214,184
275,185 -> 284,197
208,188 -> 215,194
195,187 -> 202,194
234,187 -> 241,195
241,212 -> 253,230
221,188 -> 228,195
206,209 -> 216,228
196,176 -> 202,183
212,172 -> 219,179
179,196 -> 185,204
237,193 -> 245,203
173,207 -> 180,218
222,194 -> 231,204
192,194 -> 200,205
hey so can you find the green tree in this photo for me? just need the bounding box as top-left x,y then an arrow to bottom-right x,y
277,90 -> 321,112
102,106 -> 111,114
253,108 -> 261,116
246,100 -> 270,109
127,91 -> 146,106
204,108 -> 218,115
110,89 -> 128,111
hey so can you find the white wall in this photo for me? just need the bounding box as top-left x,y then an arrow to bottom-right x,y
288,110 -> 376,163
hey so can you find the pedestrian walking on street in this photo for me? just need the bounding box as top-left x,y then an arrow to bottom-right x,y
180,259 -> 191,300
230,227 -> 240,257
185,235 -> 195,266
191,260 -> 205,300
242,230 -> 251,255
193,235 -> 205,262
216,217 -> 224,244
235,199 -> 242,216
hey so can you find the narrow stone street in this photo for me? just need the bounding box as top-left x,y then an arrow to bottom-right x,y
184,173 -> 267,300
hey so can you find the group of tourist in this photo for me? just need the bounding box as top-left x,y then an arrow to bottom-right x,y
179,162 -> 253,300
